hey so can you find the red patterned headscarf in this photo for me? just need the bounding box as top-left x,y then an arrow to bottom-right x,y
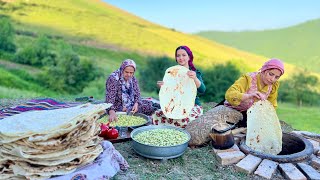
175,45 -> 196,71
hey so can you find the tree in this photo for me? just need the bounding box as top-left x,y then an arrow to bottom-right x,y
0,16 -> 16,52
201,62 -> 241,103
140,57 -> 176,92
278,71 -> 320,106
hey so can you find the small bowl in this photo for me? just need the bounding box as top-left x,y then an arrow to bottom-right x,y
131,125 -> 190,160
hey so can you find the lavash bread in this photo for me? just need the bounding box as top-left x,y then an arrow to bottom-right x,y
186,105 -> 243,146
159,65 -> 197,119
0,103 -> 111,180
246,100 -> 282,155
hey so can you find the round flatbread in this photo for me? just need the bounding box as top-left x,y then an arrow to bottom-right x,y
245,100 -> 282,155
159,65 -> 197,119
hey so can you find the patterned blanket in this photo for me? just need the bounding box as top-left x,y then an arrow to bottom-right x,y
0,98 -> 80,120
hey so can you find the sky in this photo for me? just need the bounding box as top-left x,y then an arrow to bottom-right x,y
103,0 -> 320,33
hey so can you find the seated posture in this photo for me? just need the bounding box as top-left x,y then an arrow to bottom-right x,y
220,58 -> 285,127
152,45 -> 206,128
105,59 -> 154,121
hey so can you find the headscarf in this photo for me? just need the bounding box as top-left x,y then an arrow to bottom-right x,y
110,59 -> 136,110
175,45 -> 196,71
260,58 -> 285,75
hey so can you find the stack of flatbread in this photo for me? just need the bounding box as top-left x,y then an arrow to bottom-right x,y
246,100 -> 282,155
0,103 -> 111,180
159,65 -> 197,119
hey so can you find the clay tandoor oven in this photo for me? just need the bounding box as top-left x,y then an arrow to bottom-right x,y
240,132 -> 314,163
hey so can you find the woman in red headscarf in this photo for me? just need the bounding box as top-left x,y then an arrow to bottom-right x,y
152,46 -> 206,128
218,58 -> 285,127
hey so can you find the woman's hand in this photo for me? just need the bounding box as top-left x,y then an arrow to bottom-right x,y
157,81 -> 164,88
131,102 -> 139,114
187,71 -> 197,79
244,92 -> 267,101
187,71 -> 201,88
109,110 -> 117,122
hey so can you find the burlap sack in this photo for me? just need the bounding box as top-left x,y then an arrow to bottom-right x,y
185,105 -> 243,146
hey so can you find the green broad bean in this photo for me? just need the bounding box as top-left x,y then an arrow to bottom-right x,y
98,115 -> 147,127
133,129 -> 189,146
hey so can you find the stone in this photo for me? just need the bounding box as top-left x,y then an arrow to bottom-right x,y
215,151 -> 245,166
235,154 -> 262,174
278,163 -> 307,180
311,155 -> 320,170
297,163 -> 320,180
254,159 -> 279,179
306,138 -> 320,154
212,144 -> 240,154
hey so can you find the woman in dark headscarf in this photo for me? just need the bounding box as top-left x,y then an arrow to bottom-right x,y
105,59 -> 154,121
152,45 -> 206,128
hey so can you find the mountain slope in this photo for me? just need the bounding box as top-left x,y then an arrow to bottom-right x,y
196,19 -> 320,73
0,0 -> 295,75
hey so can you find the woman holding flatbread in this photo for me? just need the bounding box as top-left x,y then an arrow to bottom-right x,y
105,59 -> 155,121
152,45 -> 206,128
218,58 -> 285,127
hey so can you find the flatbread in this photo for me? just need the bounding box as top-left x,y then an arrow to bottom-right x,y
159,65 -> 197,119
246,100 -> 282,155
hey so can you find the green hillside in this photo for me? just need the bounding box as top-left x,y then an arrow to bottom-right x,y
196,19 -> 320,73
0,0 -> 291,74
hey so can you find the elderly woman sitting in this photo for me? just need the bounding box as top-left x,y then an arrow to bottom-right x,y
105,59 -> 155,121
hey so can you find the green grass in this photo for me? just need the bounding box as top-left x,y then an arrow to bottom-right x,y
112,142 -> 249,180
196,19 -> 320,74
1,0 -> 280,73
277,102 -> 320,134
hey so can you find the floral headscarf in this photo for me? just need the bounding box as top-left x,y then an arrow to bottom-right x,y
260,58 -> 284,75
175,45 -> 196,71
110,59 -> 136,110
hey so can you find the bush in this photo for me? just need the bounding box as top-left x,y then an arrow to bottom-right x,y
278,71 -> 320,106
0,16 -> 16,52
14,35 -> 55,66
201,62 -> 241,103
39,42 -> 102,93
140,56 -> 176,92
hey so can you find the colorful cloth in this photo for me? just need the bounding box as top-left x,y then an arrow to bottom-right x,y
0,98 -> 80,120
50,141 -> 129,180
225,72 -> 272,111
152,105 -> 203,128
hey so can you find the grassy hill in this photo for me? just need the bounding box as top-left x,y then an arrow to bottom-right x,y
196,19 -> 320,73
1,0 -> 297,74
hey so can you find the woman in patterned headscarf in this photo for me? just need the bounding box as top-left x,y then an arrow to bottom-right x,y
105,59 -> 154,121
221,58 -> 285,127
152,45 -> 206,128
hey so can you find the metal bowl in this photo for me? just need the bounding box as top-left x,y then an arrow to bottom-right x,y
130,125 -> 191,159
99,112 -> 150,129
115,112 -> 150,129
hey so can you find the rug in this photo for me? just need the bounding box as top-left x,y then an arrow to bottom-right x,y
0,98 -> 80,120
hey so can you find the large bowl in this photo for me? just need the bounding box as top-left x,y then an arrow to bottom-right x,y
99,112 -> 150,129
130,125 -> 191,159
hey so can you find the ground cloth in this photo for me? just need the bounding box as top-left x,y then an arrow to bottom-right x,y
0,98 -> 129,179
0,98 -> 80,120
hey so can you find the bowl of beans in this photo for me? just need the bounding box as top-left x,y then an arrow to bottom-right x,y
98,112 -> 150,129
130,125 -> 191,159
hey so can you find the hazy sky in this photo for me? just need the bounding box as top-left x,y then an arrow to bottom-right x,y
103,0 -> 320,33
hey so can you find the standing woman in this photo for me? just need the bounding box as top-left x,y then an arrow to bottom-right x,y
221,58 -> 285,127
152,45 -> 206,128
105,59 -> 154,121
